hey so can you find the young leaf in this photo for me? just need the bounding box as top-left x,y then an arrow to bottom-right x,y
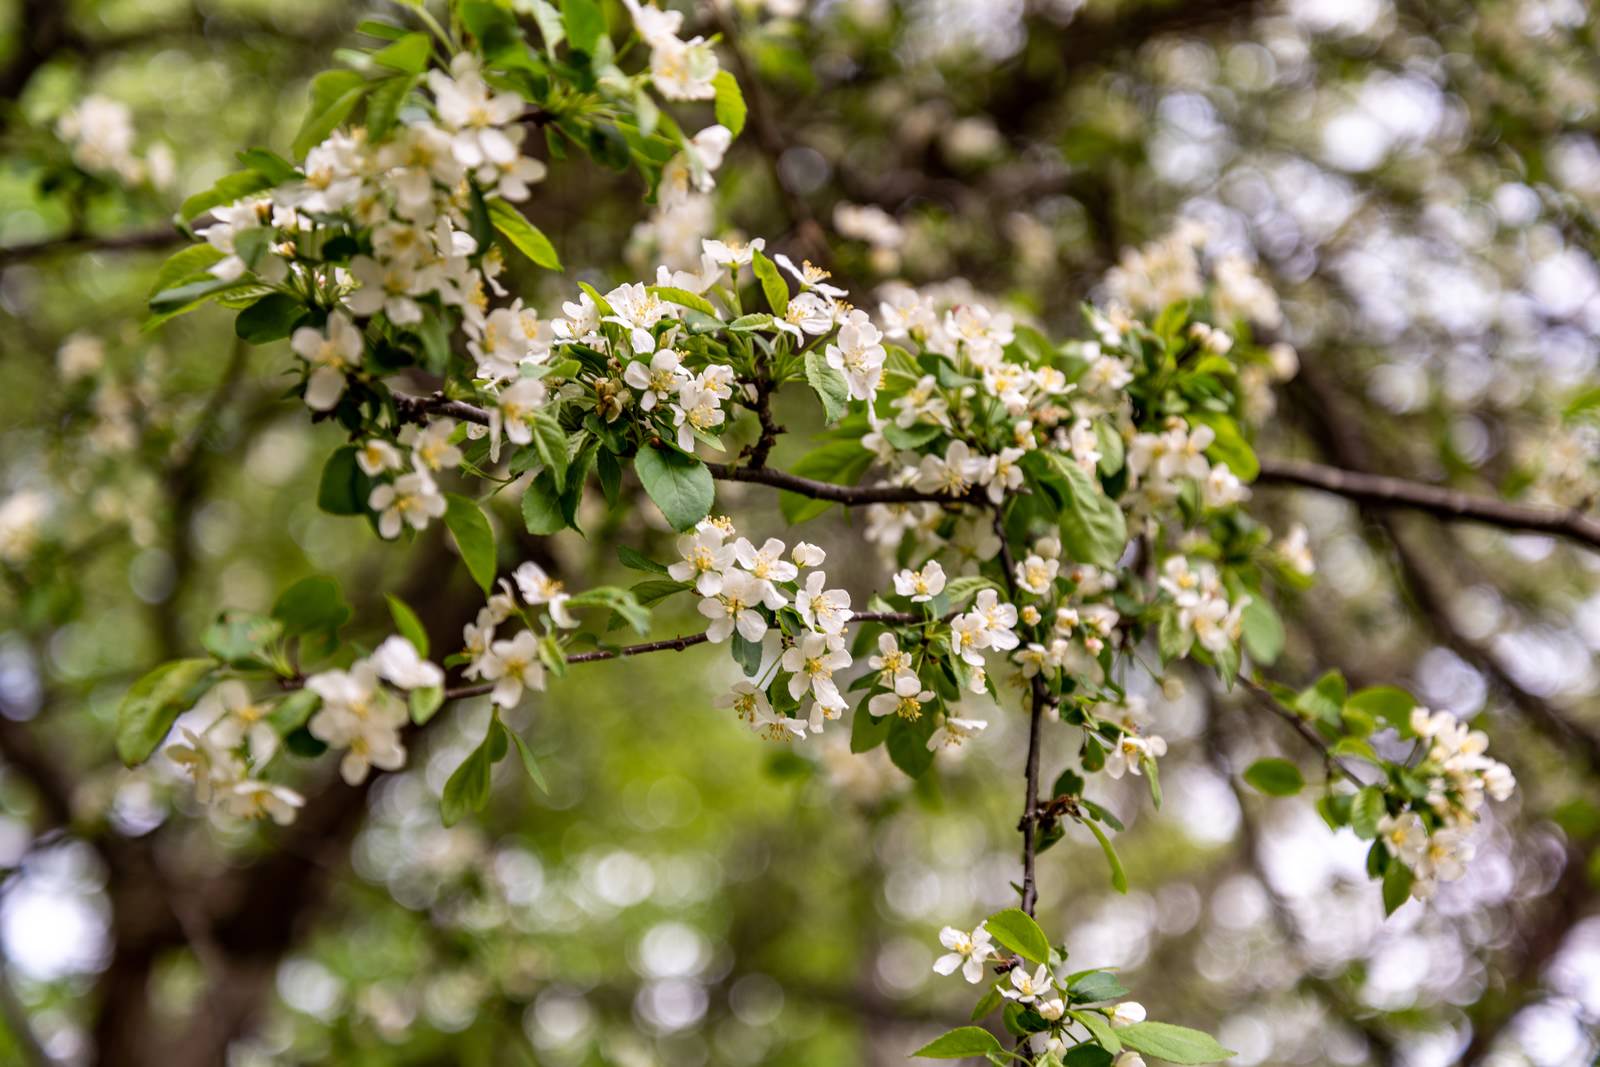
116,658 -> 215,766
751,249 -> 789,316
522,472 -> 566,535
441,737 -> 494,827
1242,757 -> 1304,797
487,198 -> 563,270
911,1026 -> 1003,1059
618,545 -> 669,575
560,0 -> 607,54
272,576 -> 352,637
1239,597 -> 1284,666
1046,454 -> 1127,570
529,410 -> 570,483
712,69 -> 747,137
634,446 -> 714,532
201,612 -> 283,667
1115,1022 -> 1235,1065
370,31 -> 431,74
1350,786 -> 1386,840
984,907 -> 1051,966
504,725 -> 549,793
317,445 -> 372,515
1084,819 -> 1129,894
1381,858 -> 1414,916
647,285 -> 717,318
409,686 -> 444,724
444,493 -> 498,594
386,594 -> 429,658
803,350 -> 849,424
1066,1009 -> 1121,1053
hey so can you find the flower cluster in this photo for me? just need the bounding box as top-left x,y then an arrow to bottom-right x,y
163,634 -> 444,821
55,94 -> 174,188
1379,706 -> 1517,899
930,920 -> 1167,1067
461,561 -> 577,708
1157,557 -> 1250,657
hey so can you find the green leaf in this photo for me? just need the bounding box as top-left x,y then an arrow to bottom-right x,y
560,0 -> 607,53
567,585 -> 651,634
201,612 -> 283,667
1346,686 -> 1415,733
647,285 -> 717,318
1047,454 -> 1127,569
272,576 -> 352,637
731,632 -> 764,676
444,493 -> 498,594
711,69 -> 747,137
1294,671 -> 1347,725
1064,1047 -> 1115,1067
521,473 -> 566,535
365,74 -> 416,141
116,658 -> 215,766
149,275 -> 239,311
441,733 -> 495,826
1382,858 -> 1414,915
751,249 -> 789,317
315,446 -> 368,516
1242,757 -> 1304,796
530,411 -> 570,484
1085,819 -> 1128,893
1185,411 -> 1258,482
292,70 -> 370,160
803,350 -> 849,424
409,686 -> 444,724
969,983 -> 1003,1022
984,907 -> 1051,966
618,545 -> 669,575
634,446 -> 714,532
1350,786 -> 1386,840
505,726 -> 549,793
850,706 -> 891,753
1117,1022 -> 1234,1064
149,244 -> 226,297
236,292 -> 306,344
385,594 -> 429,658
178,169 -> 273,222
1066,970 -> 1128,1004
886,714 -> 937,777
487,198 -> 562,270
371,31 -> 431,73
1239,597 -> 1284,666
631,578 -> 691,606
912,1026 -> 1003,1059
778,439 -> 874,523
237,147 -> 300,184
1066,1009 -> 1120,1053
268,688 -> 320,734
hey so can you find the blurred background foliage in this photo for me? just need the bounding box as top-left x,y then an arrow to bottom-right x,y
2,0 -> 1599,1065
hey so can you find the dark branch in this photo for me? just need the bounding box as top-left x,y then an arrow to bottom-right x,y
0,225 -> 186,267
443,610 -> 925,700
1240,679 -> 1365,786
1256,456 -> 1600,552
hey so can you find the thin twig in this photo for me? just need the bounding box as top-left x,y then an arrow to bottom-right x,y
991,506 -> 1048,916
1239,678 -> 1365,786
0,225 -> 186,266
441,609 -> 925,700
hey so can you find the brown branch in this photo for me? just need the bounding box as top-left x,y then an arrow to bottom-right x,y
990,506 -> 1047,916
442,610 -> 925,700
1256,456 -> 1600,552
0,226 -> 187,267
